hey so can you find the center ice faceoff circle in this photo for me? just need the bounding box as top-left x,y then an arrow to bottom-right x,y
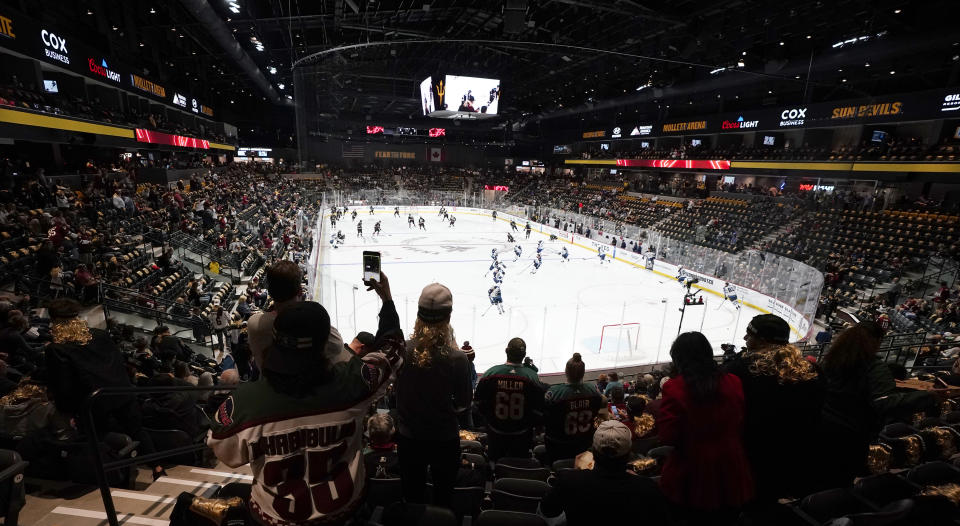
316,206 -> 757,375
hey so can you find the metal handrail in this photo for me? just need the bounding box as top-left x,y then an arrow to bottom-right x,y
84,384 -> 237,526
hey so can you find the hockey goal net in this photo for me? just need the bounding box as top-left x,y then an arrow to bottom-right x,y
598,323 -> 642,354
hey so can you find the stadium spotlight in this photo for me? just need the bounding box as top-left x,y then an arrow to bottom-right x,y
268,66 -> 277,74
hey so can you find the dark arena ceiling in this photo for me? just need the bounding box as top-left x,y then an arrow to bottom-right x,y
11,0 -> 960,139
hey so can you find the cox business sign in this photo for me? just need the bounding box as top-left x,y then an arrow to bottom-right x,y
779,107 -> 807,127
40,28 -> 69,64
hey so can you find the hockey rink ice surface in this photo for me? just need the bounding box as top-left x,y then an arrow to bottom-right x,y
317,209 -> 763,375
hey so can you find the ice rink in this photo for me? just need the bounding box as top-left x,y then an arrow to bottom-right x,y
314,207 -> 762,375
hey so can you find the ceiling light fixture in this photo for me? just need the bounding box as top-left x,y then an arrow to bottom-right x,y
268,66 -> 277,74
150,7 -> 156,14
889,70 -> 895,74
894,8 -> 901,13
278,83 -> 285,90
779,41 -> 784,46
87,9 -> 93,15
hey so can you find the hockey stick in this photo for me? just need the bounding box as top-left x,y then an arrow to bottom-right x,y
480,304 -> 494,317
715,298 -> 727,310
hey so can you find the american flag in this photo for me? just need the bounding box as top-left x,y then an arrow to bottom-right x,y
342,144 -> 365,158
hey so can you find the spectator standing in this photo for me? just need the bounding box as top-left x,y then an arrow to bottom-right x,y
543,353 -> 604,462
725,314 -> 823,502
208,305 -> 231,360
475,338 -> 546,460
595,373 -> 609,394
819,321 -> 939,488
395,283 -> 472,506
603,371 -> 623,397
461,341 -> 477,389
208,276 -> 403,526
539,420 -> 672,524
659,332 -> 753,523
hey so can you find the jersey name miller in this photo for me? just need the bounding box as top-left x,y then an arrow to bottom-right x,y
498,379 -> 525,391
249,420 -> 357,460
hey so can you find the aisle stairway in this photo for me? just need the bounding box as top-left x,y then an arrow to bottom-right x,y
28,463 -> 253,526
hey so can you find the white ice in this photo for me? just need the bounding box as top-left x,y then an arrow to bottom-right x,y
314,208 -> 761,376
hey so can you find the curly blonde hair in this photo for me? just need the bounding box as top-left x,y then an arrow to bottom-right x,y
747,344 -> 818,384
409,318 -> 457,368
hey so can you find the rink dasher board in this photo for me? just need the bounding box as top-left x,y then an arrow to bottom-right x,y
315,206 -> 812,341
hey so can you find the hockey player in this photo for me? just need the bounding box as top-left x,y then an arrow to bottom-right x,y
329,231 -> 339,249
394,206 -> 400,218
491,248 -> 499,261
507,232 -> 515,243
492,210 -> 497,221
369,205 -> 375,215
373,221 -> 382,237
418,217 -> 426,230
356,220 -> 363,237
536,240 -> 544,256
525,222 -> 532,239
407,214 -> 415,229
561,246 -> 569,262
722,282 -> 741,310
438,206 -> 446,217
448,215 -> 456,227
513,244 -> 523,261
351,209 -> 357,221
676,265 -> 686,284
598,249 -> 608,264
488,285 -> 504,314
531,254 -> 543,274
492,268 -> 504,284
330,214 -> 337,229
510,220 -> 518,232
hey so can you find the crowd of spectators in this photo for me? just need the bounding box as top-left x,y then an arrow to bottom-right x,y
575,136 -> 956,163
0,76 -> 235,145
177,260 -> 960,525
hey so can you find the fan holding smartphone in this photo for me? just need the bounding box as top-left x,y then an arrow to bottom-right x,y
363,251 -> 382,282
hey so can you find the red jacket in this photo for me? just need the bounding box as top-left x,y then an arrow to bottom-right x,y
658,374 -> 753,510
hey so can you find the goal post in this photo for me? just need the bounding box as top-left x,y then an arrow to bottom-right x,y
598,322 -> 642,354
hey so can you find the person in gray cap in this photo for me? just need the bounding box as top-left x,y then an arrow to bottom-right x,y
394,282 -> 473,507
725,313 -> 823,503
539,420 -> 671,524
208,274 -> 404,526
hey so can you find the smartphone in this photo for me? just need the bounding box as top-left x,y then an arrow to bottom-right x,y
363,251 -> 381,282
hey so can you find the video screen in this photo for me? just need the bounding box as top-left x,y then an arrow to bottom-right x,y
420,77 -> 435,116
641,141 -> 650,148
691,139 -> 702,146
43,80 -> 58,93
871,130 -> 888,142
763,135 -> 776,146
443,75 -> 499,115
553,145 -> 572,154
600,143 -> 610,150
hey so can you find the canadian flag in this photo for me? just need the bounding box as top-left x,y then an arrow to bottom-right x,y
428,147 -> 445,162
